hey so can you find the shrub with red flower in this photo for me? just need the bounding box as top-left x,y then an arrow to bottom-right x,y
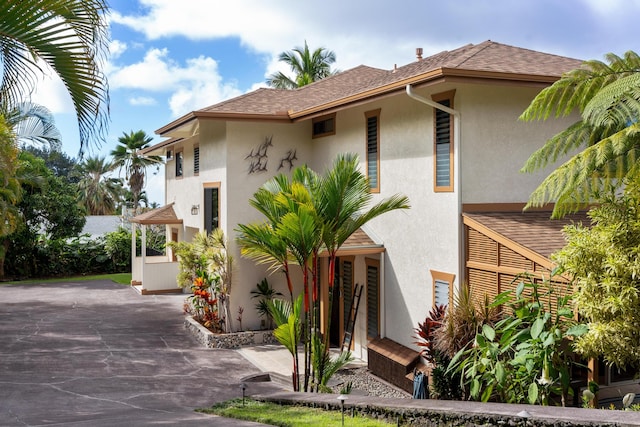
185,272 -> 223,332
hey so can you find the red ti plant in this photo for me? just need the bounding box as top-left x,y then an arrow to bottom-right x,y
414,304 -> 447,364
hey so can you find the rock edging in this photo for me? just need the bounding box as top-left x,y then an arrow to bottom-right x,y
184,316 -> 277,349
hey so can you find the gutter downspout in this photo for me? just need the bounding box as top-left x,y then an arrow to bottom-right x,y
405,84 -> 464,293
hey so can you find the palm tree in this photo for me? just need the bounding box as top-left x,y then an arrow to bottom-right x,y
236,153 -> 410,392
75,156 -> 122,215
111,130 -> 162,214
0,1 -> 110,153
266,41 -> 338,89
520,51 -> 640,218
5,102 -> 62,151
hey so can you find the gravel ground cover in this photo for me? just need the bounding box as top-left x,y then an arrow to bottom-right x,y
331,367 -> 411,399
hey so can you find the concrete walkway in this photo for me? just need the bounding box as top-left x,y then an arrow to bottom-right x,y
0,280 -> 278,426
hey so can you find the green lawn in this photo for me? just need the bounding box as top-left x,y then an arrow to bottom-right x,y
201,398 -> 393,426
3,273 -> 132,286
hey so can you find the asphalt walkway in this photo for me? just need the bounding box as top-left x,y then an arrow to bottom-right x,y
0,279 -> 277,426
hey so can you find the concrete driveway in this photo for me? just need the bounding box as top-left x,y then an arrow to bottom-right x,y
0,279 -> 277,426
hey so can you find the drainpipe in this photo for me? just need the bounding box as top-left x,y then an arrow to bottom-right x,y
405,84 -> 464,292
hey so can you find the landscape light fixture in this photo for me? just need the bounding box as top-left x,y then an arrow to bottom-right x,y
337,394 -> 348,426
241,383 -> 247,406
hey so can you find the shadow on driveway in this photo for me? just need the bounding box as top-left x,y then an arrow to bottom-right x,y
0,280 -> 273,426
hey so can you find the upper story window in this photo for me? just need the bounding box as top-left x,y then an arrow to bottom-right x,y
312,113 -> 336,138
365,109 -> 380,193
175,150 -> 183,178
194,145 -> 200,175
431,270 -> 455,307
432,90 -> 455,192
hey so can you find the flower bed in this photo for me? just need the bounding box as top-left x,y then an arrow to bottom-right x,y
184,316 -> 277,349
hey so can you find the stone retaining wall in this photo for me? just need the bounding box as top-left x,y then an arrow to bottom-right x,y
184,316 -> 277,349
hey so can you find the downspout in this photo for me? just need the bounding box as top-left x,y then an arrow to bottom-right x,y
405,84 -> 464,292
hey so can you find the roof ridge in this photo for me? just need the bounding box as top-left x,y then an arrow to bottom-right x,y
449,40 -> 494,67
291,64 -> 386,93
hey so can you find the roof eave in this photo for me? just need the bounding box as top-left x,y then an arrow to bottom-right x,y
290,68 -> 561,120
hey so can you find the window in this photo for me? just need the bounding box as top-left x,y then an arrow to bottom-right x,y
365,109 -> 380,193
312,113 -> 336,138
432,90 -> 455,192
431,270 -> 455,307
340,257 -> 355,349
175,150 -> 183,178
194,145 -> 200,175
204,182 -> 220,234
366,258 -> 380,339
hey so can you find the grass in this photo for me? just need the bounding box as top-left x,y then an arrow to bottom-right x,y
201,398 -> 393,426
3,273 -> 132,286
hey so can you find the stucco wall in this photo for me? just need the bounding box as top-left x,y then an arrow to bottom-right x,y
224,120 -> 312,330
457,84 -> 576,204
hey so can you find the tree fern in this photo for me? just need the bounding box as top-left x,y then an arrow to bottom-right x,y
521,51 -> 640,217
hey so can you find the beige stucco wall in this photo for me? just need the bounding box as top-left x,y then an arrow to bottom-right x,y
159,80 -> 574,351
457,84 -> 576,203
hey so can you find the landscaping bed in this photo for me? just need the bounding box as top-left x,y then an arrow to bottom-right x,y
184,316 -> 277,349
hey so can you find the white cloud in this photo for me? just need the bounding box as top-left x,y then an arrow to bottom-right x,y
109,40 -> 128,59
129,96 -> 156,106
109,48 -> 242,116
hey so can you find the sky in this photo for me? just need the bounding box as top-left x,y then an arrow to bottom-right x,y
32,0 -> 640,205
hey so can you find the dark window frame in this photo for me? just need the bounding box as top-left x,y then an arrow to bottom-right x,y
365,109 -> 381,193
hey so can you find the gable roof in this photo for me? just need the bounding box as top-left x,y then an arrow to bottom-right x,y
154,40 -> 582,138
131,203 -> 183,225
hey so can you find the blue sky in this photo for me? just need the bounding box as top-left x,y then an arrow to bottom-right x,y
33,0 -> 640,205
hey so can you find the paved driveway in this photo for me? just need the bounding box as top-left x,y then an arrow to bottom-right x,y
0,280 -> 276,426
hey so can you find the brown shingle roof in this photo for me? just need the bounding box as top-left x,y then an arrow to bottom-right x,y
156,40 -> 582,137
463,211 -> 589,259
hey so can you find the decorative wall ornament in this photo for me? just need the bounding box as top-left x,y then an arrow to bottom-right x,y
278,149 -> 297,171
245,135 -> 272,174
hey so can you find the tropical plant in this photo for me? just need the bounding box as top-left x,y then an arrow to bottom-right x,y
110,130 -> 162,214
186,273 -> 223,332
75,156 -> 122,215
169,230 -> 234,332
448,275 -> 586,406
0,115 -> 22,277
251,278 -> 282,329
0,0 -> 110,152
266,41 -> 338,89
552,175 -> 640,369
414,304 -> 447,364
23,146 -> 78,183
268,295 -> 303,391
237,153 -> 410,393
520,51 -> 640,218
5,102 -> 62,151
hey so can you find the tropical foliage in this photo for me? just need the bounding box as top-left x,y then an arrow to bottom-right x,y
237,153 -> 410,392
266,41 -> 338,89
169,230 -> 235,333
520,51 -> 640,218
5,102 -> 62,151
553,176 -> 640,369
75,156 -> 122,215
447,276 -> 586,406
0,0 -> 110,152
111,130 -> 162,214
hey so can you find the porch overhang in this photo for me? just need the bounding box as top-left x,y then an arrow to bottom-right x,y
319,227 -> 385,257
131,203 -> 183,225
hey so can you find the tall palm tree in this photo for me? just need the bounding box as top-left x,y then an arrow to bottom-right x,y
111,130 -> 162,214
75,156 -> 122,215
520,51 -> 640,218
266,41 -> 338,89
0,1 -> 110,153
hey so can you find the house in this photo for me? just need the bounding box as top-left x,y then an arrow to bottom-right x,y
138,41 -> 583,367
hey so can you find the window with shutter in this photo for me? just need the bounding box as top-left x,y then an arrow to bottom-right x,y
365,109 -> 380,193
312,113 -> 336,138
194,146 -> 200,175
342,259 -> 353,331
431,90 -> 455,192
366,258 -> 380,339
431,270 -> 455,307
